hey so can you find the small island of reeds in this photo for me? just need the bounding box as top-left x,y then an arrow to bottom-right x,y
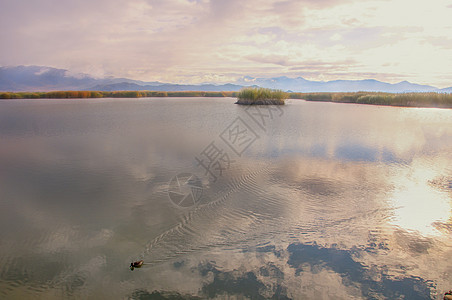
235,87 -> 288,105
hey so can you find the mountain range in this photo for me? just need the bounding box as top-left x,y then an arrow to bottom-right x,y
1,65 -> 451,93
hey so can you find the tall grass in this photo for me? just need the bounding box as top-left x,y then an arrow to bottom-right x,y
0,91 -> 104,99
0,91 -> 237,99
236,87 -> 288,105
2,90 -> 451,108
290,92 -> 452,108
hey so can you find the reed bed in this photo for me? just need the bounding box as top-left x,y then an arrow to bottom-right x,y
1,90 -> 452,108
0,91 -> 237,99
236,87 -> 288,105
290,92 -> 452,108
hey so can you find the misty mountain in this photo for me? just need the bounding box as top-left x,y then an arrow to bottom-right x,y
0,66 -> 243,92
235,76 -> 440,93
0,66 -> 161,92
0,65 -> 93,91
89,82 -> 244,92
440,87 -> 452,93
1,65 -> 450,93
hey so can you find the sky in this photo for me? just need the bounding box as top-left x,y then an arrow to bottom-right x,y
1,0 -> 452,87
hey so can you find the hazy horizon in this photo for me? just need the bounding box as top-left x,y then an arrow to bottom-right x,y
1,0 -> 452,88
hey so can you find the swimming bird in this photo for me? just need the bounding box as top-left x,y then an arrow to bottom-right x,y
444,290 -> 452,300
130,260 -> 144,271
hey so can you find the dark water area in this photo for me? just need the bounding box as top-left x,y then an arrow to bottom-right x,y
0,97 -> 451,299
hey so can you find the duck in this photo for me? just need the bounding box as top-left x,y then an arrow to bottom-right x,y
445,290 -> 452,300
130,260 -> 144,271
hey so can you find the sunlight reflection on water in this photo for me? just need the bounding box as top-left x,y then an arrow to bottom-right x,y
0,98 -> 451,299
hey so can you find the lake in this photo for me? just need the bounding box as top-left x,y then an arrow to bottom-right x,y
0,97 -> 451,299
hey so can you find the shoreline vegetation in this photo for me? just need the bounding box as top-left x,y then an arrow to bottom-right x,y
235,87 -> 288,105
1,90 -> 452,108
289,92 -> 452,108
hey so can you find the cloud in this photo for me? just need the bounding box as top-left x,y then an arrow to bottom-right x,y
1,0 -> 452,87
246,54 -> 292,66
423,36 -> 452,49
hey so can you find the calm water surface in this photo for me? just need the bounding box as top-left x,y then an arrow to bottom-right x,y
0,98 -> 451,299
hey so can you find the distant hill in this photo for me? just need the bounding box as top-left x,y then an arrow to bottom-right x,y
89,82 -> 244,92
440,87 -> 452,93
0,66 -> 160,92
1,65 -> 450,93
0,66 -> 244,92
235,76 -> 440,93
0,65 -> 94,91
